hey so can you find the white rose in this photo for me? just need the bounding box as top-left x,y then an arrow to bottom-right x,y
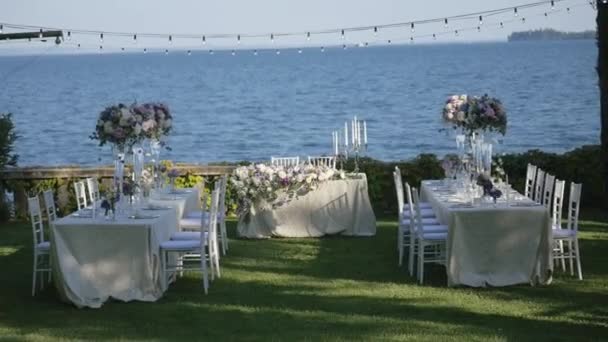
278,171 -> 287,179
339,171 -> 346,179
451,95 -> 459,101
456,111 -> 465,121
134,124 -> 142,135
103,122 -> 113,134
266,187 -> 272,192
296,174 -> 304,182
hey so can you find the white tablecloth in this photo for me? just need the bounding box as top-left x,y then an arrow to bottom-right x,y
51,188 -> 200,308
421,180 -> 552,287
237,174 -> 376,238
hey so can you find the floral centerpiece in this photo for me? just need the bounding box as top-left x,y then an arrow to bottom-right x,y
90,104 -> 145,150
231,163 -> 345,218
130,103 -> 173,143
443,94 -> 507,136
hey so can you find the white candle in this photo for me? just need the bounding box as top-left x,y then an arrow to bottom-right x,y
344,122 -> 349,147
357,120 -> 361,146
351,119 -> 355,145
363,120 -> 368,145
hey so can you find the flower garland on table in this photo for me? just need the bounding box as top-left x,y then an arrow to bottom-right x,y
443,94 -> 507,136
90,102 -> 173,150
231,163 -> 346,217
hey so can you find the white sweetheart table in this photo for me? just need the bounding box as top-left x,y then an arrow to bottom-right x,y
50,188 -> 200,308
421,180 -> 552,287
237,174 -> 376,238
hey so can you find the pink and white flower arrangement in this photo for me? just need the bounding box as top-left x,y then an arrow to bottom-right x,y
442,94 -> 507,135
91,102 -> 173,149
231,163 -> 345,217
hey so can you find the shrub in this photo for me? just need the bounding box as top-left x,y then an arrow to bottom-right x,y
0,113 -> 18,222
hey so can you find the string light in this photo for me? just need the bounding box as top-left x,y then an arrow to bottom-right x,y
187,50 -> 191,56
514,7 -> 518,16
67,31 -> 71,40
39,29 -> 43,38
567,7 -> 571,12
342,44 -> 346,50
202,35 -> 206,45
133,34 -> 137,44
209,49 -> 214,55
276,49 -> 280,55
143,48 -> 147,54
522,17 -> 526,23
165,49 -> 168,55
307,32 -> 311,41
253,49 -> 258,56
121,47 -> 125,51
387,39 -> 391,44
168,35 -> 172,44
455,29 -> 459,36
298,49 -> 302,54
270,33 -> 274,43
77,43 -> 81,48
444,18 -> 448,28
99,45 -> 103,51
341,29 -> 345,39
100,32 -> 103,42
500,22 -> 504,28
410,36 -> 414,43
231,50 -> 235,56
374,26 -> 378,36
0,24 -> 3,33
477,26 -> 481,32
237,34 -> 241,44
551,0 -> 555,10
479,15 -> 483,25
410,23 -> 415,32
321,46 -> 325,52
433,33 -> 437,40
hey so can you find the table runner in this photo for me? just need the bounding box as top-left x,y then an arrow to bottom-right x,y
51,188 -> 199,308
237,174 -> 376,238
420,180 -> 552,287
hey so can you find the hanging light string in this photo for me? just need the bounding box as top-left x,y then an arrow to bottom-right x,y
49,2 -> 585,55
0,0 -> 586,44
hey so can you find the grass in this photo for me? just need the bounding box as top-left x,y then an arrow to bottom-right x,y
0,217 -> 607,341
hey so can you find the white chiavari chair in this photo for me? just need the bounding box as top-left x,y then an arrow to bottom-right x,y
307,156 -> 336,169
395,166 -> 433,210
405,183 -> 446,276
271,156 -> 300,167
412,189 -> 448,284
180,176 -> 229,255
533,169 -> 545,204
525,163 -> 537,199
28,196 -> 52,296
73,181 -> 88,210
393,172 -> 440,266
85,177 -> 100,206
161,188 -> 221,294
42,189 -> 57,223
552,182 -> 583,280
542,174 -> 555,210
552,179 -> 566,271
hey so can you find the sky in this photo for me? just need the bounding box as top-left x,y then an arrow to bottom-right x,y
0,0 -> 599,53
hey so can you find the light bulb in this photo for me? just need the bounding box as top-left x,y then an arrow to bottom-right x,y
479,15 -> 483,25
0,24 -> 3,34
165,49 -> 168,55
522,17 -> 526,23
237,35 -> 241,44
270,33 -> 274,43
373,27 -> 378,36
455,30 -> 459,36
209,50 -> 214,55
321,46 -> 325,52
202,36 -> 206,45
410,37 -> 414,43
276,50 -> 280,55
298,49 -> 302,54
603,0 -> 607,4
231,50 -> 235,56
307,32 -> 311,41
100,32 -> 103,42
133,34 -> 137,44
100,45 -> 103,51
444,18 -> 448,28
254,50 -> 258,56
39,29 -> 43,39
67,31 -> 71,41
387,39 -> 391,44
551,0 -> 555,10
168,35 -> 172,44
500,22 -> 504,28
477,26 -> 481,32
411,23 -> 415,33
433,33 -> 437,40
77,43 -> 81,48
545,12 -> 548,17
341,29 -> 345,39
187,50 -> 191,56
342,44 -> 346,50
514,7 -> 518,16
143,48 -> 147,54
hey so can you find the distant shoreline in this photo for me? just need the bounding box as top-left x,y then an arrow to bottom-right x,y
508,29 -> 595,42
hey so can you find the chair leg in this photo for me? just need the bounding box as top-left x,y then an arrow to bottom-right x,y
200,250 -> 209,294
568,240 -> 574,276
559,240 -> 566,271
398,226 -> 404,267
221,221 -> 228,253
574,238 -> 583,280
408,234 -> 415,277
32,253 -> 38,297
418,241 -> 424,284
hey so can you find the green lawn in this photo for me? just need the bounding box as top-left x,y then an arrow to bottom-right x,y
0,217 -> 607,341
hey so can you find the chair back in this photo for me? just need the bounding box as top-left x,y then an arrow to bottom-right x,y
552,179 -> 565,229
85,177 -> 100,205
203,189 -> 220,253
533,169 -> 545,204
307,156 -> 336,169
411,188 -> 424,235
219,175 -> 228,217
73,181 -> 88,210
404,182 -> 417,232
271,156 -> 300,167
525,164 -> 537,199
392,171 -> 404,218
566,183 -> 582,232
28,196 -> 45,246
42,189 -> 57,223
542,174 -> 555,210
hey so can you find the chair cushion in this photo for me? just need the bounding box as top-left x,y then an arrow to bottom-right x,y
36,241 -> 50,251
184,211 -> 224,220
160,240 -> 200,251
402,217 -> 440,226
403,208 -> 435,218
420,232 -> 448,240
552,229 -> 577,239
171,231 -> 209,241
404,202 -> 432,209
179,217 -> 203,229
418,224 -> 448,233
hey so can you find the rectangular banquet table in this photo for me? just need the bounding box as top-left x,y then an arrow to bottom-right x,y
51,188 -> 200,308
420,180 -> 552,287
237,174 -> 376,238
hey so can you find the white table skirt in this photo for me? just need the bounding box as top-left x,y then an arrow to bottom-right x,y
421,180 -> 552,287
237,174 -> 376,238
51,188 -> 199,308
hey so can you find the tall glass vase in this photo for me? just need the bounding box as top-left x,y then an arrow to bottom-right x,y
112,145 -> 126,195
149,138 -> 162,190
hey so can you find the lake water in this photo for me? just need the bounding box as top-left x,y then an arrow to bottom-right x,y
0,40 -> 600,166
